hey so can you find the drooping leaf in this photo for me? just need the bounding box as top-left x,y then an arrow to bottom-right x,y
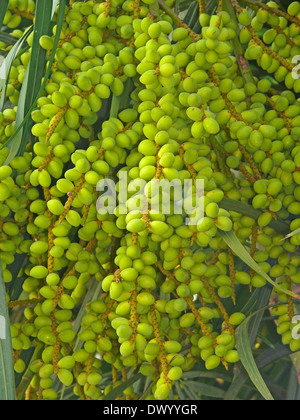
219,230 -> 300,300
51,0 -> 60,15
247,287 -> 272,346
286,365 -> 299,400
183,1 -> 198,27
224,287 -> 272,400
6,0 -> 53,163
184,381 -> 226,399
103,373 -> 143,400
183,369 -> 232,382
220,198 -> 289,236
283,227 -> 300,240
0,32 -> 19,46
16,343 -> 43,400
7,253 -> 27,299
0,259 -> 15,400
0,1 -> 10,31
73,280 -> 102,340
110,94 -> 121,119
0,27 -> 33,111
235,314 -> 274,400
256,343 -> 294,369
175,382 -> 186,400
2,0 -> 66,155
183,383 -> 201,400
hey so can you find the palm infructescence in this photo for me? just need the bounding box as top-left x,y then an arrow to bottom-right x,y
0,0 -> 300,401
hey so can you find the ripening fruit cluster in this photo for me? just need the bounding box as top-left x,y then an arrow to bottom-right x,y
1,0 -> 300,401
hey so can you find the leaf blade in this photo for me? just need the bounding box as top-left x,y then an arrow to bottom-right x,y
0,0 -> 9,31
103,373 -> 143,400
0,259 -> 16,400
184,381 -> 226,399
283,227 -> 300,240
0,27 -> 33,112
6,0 -> 53,162
2,0 -> 66,154
236,317 -> 274,401
224,287 -> 271,401
220,198 -> 289,235
219,230 -> 300,300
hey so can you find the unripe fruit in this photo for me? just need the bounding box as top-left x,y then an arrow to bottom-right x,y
215,216 -> 233,231
30,266 -> 48,279
154,384 -> 170,400
0,184 -> 10,201
59,329 -> 76,343
58,356 -> 76,370
205,355 -> 221,370
120,341 -> 135,358
47,199 -> 64,216
288,1 -> 300,16
198,336 -> 214,350
87,373 -> 102,386
203,118 -> 220,134
180,313 -> 195,328
167,367 -> 182,381
227,89 -> 246,102
224,350 -> 240,364
127,219 -> 146,233
58,369 -> 74,387
229,313 -> 246,326
42,389 -> 58,400
137,292 -> 155,306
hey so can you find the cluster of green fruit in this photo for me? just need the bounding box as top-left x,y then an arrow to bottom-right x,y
1,0 -> 300,401
238,1 -> 300,92
2,0 -> 35,30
